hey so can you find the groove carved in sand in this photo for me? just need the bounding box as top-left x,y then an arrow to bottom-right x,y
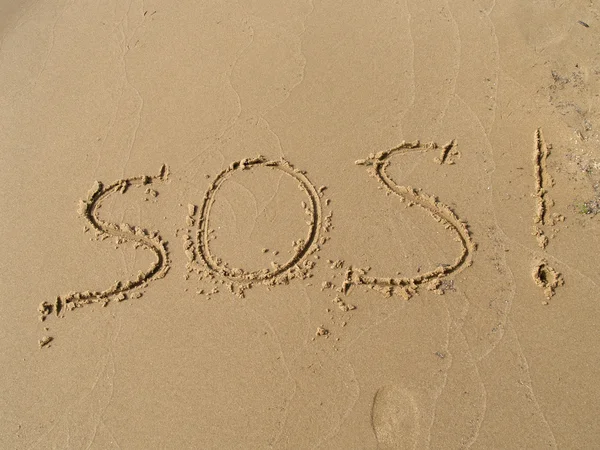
39,165 -> 171,320
188,156 -> 325,294
533,128 -> 552,248
531,129 -> 564,299
347,141 -> 475,299
433,139 -> 459,165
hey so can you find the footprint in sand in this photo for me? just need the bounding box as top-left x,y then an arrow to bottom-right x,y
371,385 -> 419,450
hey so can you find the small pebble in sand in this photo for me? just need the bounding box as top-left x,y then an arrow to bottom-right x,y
39,336 -> 53,349
316,327 -> 329,336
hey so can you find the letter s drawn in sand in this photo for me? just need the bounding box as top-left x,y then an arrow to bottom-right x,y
39,165 -> 171,320
343,141 -> 475,299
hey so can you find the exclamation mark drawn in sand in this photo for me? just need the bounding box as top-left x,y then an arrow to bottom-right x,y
531,129 -> 564,299
532,259 -> 564,300
187,156 -> 328,296
39,165 -> 171,321
344,141 -> 475,299
533,128 -> 552,249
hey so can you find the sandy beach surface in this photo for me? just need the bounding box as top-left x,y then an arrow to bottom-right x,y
1,0 -> 599,448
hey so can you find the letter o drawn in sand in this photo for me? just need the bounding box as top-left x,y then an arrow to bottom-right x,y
350,141 -> 475,299
195,156 -> 323,286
